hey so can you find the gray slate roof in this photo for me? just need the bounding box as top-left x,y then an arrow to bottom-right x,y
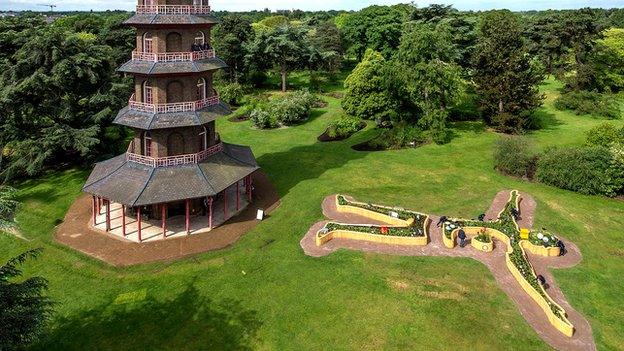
124,14 -> 219,26
118,57 -> 227,75
114,101 -> 230,130
83,143 -> 259,207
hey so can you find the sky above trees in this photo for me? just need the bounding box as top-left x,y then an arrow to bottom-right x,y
1,0 -> 624,12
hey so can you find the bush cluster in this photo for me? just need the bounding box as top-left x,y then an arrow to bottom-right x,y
536,146 -> 624,196
554,91 -> 622,119
250,90 -> 318,129
585,122 -> 624,147
219,82 -> 247,106
494,135 -> 624,197
326,116 -> 364,139
493,137 -> 537,179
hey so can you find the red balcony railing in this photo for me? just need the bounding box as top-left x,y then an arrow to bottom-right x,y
126,142 -> 223,167
128,94 -> 220,113
132,49 -> 215,62
136,5 -> 211,15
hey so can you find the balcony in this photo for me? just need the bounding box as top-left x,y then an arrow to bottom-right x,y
136,5 -> 211,15
126,142 -> 223,167
128,94 -> 220,114
132,49 -> 215,63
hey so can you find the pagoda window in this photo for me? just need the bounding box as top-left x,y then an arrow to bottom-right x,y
197,78 -> 206,100
194,31 -> 205,46
193,0 -> 207,6
142,0 -> 155,5
142,80 -> 153,104
142,32 -> 153,53
143,132 -> 153,157
199,126 -> 207,151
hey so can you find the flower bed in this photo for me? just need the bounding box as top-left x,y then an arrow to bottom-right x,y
440,190 -> 573,336
315,195 -> 430,247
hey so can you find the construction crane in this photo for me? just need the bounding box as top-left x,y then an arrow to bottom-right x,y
37,4 -> 57,12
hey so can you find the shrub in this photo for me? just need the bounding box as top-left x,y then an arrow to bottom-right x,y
249,90 -> 317,128
219,82 -> 246,106
536,146 -> 624,197
493,136 -> 537,179
586,122 -> 624,147
326,116 -> 364,139
554,91 -> 621,119
250,106 -> 278,129
271,90 -> 316,126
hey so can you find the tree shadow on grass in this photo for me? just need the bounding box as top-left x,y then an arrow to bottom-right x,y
531,108 -> 563,131
33,285 -> 262,351
257,138 -> 368,197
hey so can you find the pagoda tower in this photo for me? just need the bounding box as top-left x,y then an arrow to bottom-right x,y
83,0 -> 259,242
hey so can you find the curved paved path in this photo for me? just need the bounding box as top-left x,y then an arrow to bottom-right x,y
300,192 -> 595,351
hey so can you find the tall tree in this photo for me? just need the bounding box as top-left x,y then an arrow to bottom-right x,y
245,25 -> 314,92
341,5 -> 412,60
473,10 -> 544,133
524,11 -> 568,75
309,21 -> 344,75
213,14 -> 254,82
0,24 -> 130,181
342,49 -> 397,121
389,23 -> 465,142
0,249 -> 53,350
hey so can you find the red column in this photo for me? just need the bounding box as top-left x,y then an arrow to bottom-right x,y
224,188 -> 228,219
185,199 -> 190,234
236,181 -> 240,211
121,205 -> 126,237
92,196 -> 97,225
137,207 -> 142,242
162,203 -> 167,238
207,197 -> 213,229
105,199 -> 111,232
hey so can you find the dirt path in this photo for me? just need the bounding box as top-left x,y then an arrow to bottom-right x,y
300,191 -> 595,351
56,171 -> 280,266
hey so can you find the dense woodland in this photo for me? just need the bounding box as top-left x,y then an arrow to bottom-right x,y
1,5 -> 624,183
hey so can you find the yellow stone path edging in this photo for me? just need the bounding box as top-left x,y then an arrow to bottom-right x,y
441,190 -> 574,337
314,196 -> 429,247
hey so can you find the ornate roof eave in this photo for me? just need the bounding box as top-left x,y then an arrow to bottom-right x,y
124,14 -> 220,26
82,143 -> 260,207
114,102 -> 231,130
118,57 -> 228,75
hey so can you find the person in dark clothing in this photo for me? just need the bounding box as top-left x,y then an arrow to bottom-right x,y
537,275 -> 547,286
436,216 -> 448,227
458,229 -> 467,248
510,208 -> 520,221
478,213 -> 486,221
557,240 -> 566,256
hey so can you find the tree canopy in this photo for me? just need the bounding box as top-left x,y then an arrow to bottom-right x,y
0,249 -> 53,350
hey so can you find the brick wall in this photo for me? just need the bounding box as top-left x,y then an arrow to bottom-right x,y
133,72 -> 213,104
136,27 -> 212,53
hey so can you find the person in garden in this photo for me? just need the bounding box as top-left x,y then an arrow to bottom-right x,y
436,216 -> 448,227
458,229 -> 467,247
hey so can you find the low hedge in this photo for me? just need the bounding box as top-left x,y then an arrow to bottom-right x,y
554,91 -> 621,119
536,146 -> 624,197
326,116 -> 365,139
493,136 -> 537,179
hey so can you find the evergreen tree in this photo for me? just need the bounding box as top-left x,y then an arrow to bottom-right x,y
473,10 -> 544,133
213,14 -> 254,82
342,49 -> 397,121
0,249 -> 53,350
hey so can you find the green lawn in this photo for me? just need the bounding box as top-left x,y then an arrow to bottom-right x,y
2,77 -> 624,350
